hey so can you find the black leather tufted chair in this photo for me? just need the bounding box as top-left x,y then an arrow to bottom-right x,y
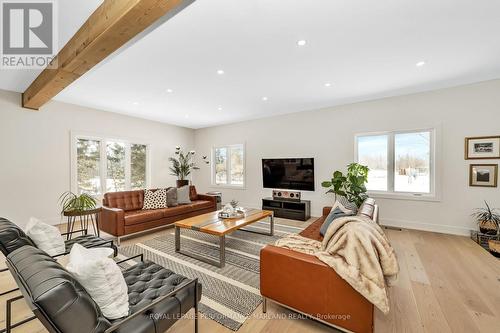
5,246 -> 201,333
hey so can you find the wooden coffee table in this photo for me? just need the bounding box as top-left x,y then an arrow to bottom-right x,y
174,209 -> 274,268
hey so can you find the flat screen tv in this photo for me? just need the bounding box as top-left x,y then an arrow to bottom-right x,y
262,158 -> 315,191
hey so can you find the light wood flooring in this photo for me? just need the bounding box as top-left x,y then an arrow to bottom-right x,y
1,219 -> 499,333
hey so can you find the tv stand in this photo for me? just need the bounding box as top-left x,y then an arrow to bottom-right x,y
262,197 -> 311,221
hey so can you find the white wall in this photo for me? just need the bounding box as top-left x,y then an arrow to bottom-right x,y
0,90 -> 194,227
193,80 -> 500,236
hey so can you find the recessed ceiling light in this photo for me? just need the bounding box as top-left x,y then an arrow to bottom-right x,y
132,102 -> 139,105
166,88 -> 173,93
217,69 -> 225,75
184,114 -> 189,119
297,40 -> 307,46
324,82 -> 332,87
218,106 -> 223,111
416,61 -> 426,67
262,96 -> 268,101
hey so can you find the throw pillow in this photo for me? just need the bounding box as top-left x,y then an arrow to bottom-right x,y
66,244 -> 129,319
177,185 -> 191,204
24,217 -> 65,256
319,208 -> 353,236
166,187 -> 178,207
332,199 -> 354,215
336,196 -> 358,213
143,188 -> 167,209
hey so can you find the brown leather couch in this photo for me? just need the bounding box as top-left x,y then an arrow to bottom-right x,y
100,186 -> 216,244
260,198 -> 379,333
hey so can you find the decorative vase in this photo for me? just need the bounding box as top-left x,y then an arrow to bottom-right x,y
479,220 -> 498,235
176,180 -> 189,188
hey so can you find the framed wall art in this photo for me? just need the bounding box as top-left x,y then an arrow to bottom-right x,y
465,136 -> 500,159
469,164 -> 498,187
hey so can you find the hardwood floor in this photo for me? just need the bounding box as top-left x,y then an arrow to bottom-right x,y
1,222 -> 499,333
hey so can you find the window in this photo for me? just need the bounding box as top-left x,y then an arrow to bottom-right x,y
356,129 -> 434,196
73,135 -> 149,195
212,144 -> 245,187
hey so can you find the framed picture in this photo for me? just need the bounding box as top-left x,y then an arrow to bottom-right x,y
465,136 -> 500,159
469,164 -> 498,187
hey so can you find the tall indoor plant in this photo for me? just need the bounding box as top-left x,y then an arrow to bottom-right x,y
472,201 -> 500,235
321,163 -> 369,207
169,146 -> 208,187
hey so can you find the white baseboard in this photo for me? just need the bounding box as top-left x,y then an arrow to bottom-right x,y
380,218 -> 472,236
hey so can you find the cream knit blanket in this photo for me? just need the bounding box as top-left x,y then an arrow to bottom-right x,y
275,215 -> 399,314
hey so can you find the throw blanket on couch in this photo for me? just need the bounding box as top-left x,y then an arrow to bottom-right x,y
275,215 -> 399,314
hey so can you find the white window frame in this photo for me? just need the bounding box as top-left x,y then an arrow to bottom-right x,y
355,127 -> 440,202
70,131 -> 151,197
211,143 -> 246,189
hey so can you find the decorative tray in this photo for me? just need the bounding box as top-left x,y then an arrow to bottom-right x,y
218,210 -> 246,219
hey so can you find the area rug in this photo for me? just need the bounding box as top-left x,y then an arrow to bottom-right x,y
119,219 -> 305,331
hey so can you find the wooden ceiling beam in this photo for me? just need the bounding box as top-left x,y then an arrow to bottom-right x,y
22,0 -> 194,110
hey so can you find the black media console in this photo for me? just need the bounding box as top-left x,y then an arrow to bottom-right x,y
262,197 -> 311,221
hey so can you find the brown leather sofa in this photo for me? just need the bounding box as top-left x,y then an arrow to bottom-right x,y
100,186 -> 216,244
260,198 -> 379,333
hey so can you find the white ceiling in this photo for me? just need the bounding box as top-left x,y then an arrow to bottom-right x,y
2,0 -> 500,129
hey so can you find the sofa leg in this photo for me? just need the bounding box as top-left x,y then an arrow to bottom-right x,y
262,297 -> 267,313
117,237 -> 121,247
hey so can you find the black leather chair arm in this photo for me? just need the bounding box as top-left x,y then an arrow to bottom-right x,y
104,278 -> 199,333
61,228 -> 88,237
116,253 -> 143,266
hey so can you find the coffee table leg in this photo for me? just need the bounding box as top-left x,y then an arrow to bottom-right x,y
220,235 -> 225,268
175,226 -> 181,252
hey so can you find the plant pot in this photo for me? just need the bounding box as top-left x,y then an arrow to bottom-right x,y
479,220 -> 498,235
176,180 -> 189,188
488,240 -> 500,258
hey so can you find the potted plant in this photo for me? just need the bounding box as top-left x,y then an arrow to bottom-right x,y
471,201 -> 500,235
321,163 -> 369,208
169,146 -> 208,187
59,191 -> 97,214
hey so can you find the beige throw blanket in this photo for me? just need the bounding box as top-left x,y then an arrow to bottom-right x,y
275,215 -> 399,314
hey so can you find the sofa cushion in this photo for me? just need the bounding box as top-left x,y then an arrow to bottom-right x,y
189,186 -> 198,201
66,244 -> 129,319
319,207 -> 353,236
177,186 -> 191,204
162,205 -> 192,218
122,260 -> 202,333
104,190 -> 144,211
25,217 -> 65,256
166,187 -> 178,207
143,189 -> 167,210
189,200 -> 214,211
124,210 -> 164,226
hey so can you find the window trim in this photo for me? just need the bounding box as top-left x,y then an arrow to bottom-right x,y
210,143 -> 246,189
354,127 -> 440,201
70,131 -> 151,197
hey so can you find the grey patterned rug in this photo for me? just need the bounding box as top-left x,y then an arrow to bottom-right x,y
119,220 -> 305,331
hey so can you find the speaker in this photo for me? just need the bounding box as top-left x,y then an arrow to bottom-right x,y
272,190 -> 301,201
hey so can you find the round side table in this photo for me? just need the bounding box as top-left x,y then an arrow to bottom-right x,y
63,207 -> 102,240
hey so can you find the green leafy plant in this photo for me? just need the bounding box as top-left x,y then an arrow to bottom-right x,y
321,163 -> 369,207
59,191 -> 97,214
472,201 -> 500,235
169,146 -> 208,180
